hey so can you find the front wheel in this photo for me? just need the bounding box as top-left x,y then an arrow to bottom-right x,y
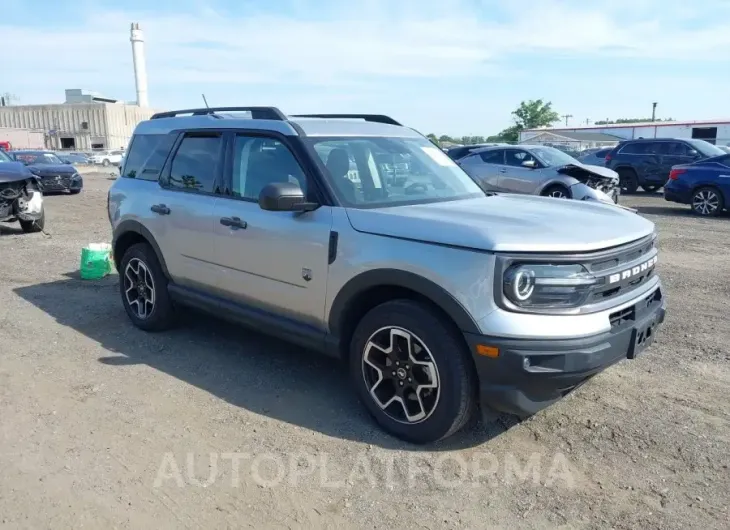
541,184 -> 571,199
119,243 -> 177,331
349,300 -> 477,444
691,187 -> 724,217
19,207 -> 45,233
102,159 -> 110,167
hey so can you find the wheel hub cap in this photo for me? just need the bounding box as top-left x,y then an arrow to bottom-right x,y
361,327 -> 441,424
693,191 -> 718,215
123,258 -> 156,319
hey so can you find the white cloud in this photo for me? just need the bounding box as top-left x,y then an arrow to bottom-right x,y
2,0 -> 729,131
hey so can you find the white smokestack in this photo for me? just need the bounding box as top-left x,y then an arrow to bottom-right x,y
130,22 -> 149,107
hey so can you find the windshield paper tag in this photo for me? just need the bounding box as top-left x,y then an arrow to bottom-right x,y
421,146 -> 457,167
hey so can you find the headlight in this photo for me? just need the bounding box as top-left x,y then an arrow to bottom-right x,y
503,263 -> 597,309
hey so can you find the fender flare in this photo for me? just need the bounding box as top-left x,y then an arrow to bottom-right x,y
112,220 -> 170,278
328,269 -> 481,337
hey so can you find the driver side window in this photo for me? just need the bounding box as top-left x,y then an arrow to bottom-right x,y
505,149 -> 538,167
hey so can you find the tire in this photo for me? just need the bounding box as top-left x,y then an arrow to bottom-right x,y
69,188 -> 82,195
349,299 -> 477,444
102,159 -> 110,167
691,187 -> 724,217
19,206 -> 45,233
641,184 -> 660,193
119,242 -> 176,331
617,168 -> 639,194
541,184 -> 571,199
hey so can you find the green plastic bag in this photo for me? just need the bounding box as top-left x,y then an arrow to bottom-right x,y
80,243 -> 113,280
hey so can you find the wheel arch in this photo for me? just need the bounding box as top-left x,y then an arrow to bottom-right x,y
328,269 -> 481,359
112,220 -> 170,278
538,179 -> 573,197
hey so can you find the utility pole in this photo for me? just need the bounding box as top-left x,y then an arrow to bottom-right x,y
585,118 -> 591,126
651,102 -> 658,122
562,114 -> 573,126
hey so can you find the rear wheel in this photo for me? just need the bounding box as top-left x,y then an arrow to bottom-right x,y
119,243 -> 177,331
617,168 -> 639,194
541,184 -> 571,199
349,300 -> 477,444
691,187 -> 724,217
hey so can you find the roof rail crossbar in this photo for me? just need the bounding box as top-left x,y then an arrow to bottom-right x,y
291,114 -> 402,126
150,107 -> 287,120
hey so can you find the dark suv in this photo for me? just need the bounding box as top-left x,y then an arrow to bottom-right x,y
605,138 -> 725,194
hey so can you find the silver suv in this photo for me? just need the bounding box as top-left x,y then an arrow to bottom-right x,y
108,107 -> 666,444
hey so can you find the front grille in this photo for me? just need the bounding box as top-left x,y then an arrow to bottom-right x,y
608,288 -> 662,329
40,175 -> 72,191
583,235 -> 658,305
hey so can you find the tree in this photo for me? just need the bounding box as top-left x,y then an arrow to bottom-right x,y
594,117 -> 674,125
426,133 -> 438,143
511,99 -> 560,130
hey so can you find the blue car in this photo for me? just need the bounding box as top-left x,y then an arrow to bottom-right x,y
664,153 -> 730,216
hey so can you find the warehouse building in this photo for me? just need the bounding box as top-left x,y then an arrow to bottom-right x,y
520,119 -> 730,148
0,89 -> 159,151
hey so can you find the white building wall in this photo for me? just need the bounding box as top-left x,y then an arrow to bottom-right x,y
0,103 -> 160,150
521,122 -> 730,145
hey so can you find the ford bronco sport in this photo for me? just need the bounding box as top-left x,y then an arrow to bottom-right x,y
108,107 -> 666,444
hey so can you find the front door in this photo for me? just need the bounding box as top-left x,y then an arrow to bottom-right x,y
499,148 -> 544,194
211,133 -> 333,329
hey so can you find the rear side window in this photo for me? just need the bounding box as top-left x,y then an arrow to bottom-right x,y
479,149 -> 505,164
122,134 -> 176,181
619,142 -> 649,155
165,134 -> 223,194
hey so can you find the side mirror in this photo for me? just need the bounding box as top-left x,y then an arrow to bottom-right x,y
258,182 -> 317,212
688,149 -> 700,158
63,160 -> 72,164
522,159 -> 537,169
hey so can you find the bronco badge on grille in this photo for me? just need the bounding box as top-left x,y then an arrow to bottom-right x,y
608,256 -> 657,284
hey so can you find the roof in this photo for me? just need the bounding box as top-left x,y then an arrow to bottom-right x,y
135,111 -> 422,138
524,118 -> 730,133
528,131 -> 622,142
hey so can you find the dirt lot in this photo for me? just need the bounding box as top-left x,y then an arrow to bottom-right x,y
0,173 -> 728,529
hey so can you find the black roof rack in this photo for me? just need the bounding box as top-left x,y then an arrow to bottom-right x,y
150,107 -> 287,120
291,114 -> 402,126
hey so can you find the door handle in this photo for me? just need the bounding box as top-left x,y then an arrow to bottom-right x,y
150,204 -> 171,215
499,168 -> 507,173
220,216 -> 247,229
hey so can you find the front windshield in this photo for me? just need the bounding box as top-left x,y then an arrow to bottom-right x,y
18,152 -> 63,164
308,136 -> 484,207
0,150 -> 12,162
528,146 -> 580,167
686,139 -> 725,158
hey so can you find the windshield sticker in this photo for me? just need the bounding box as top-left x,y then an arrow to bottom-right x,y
421,146 -> 457,167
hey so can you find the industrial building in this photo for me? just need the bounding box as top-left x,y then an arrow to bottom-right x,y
0,23 -> 157,151
520,119 -> 730,150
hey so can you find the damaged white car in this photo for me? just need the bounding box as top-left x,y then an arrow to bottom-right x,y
457,144 -> 620,204
0,149 -> 45,233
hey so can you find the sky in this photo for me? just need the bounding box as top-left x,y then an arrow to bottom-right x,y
2,0 -> 730,135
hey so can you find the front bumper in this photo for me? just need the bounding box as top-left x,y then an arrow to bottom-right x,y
37,174 -> 83,192
465,286 -> 666,417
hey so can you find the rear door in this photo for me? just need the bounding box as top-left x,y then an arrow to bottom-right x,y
499,148 -> 544,193
151,131 -> 226,292
458,149 -> 505,191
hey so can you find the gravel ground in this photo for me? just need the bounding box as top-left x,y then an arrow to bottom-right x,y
0,174 -> 728,529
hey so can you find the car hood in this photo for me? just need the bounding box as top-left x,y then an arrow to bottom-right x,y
28,164 -> 77,175
0,162 -> 36,183
345,195 -> 654,253
557,163 -> 618,182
